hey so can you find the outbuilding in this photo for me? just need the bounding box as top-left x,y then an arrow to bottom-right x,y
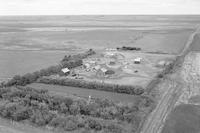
61,67 -> 70,74
101,68 -> 108,73
84,63 -> 90,69
94,65 -> 101,70
134,57 -> 142,64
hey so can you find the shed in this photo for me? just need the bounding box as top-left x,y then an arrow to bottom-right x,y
134,57 -> 142,64
101,68 -> 108,73
94,65 -> 101,70
89,61 -> 96,64
84,63 -> 90,68
61,67 -> 70,73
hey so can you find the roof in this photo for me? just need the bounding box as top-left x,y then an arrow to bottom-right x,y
84,63 -> 90,67
94,65 -> 101,70
105,52 -> 115,56
134,57 -> 142,62
89,61 -> 96,64
61,68 -> 70,73
101,68 -> 107,73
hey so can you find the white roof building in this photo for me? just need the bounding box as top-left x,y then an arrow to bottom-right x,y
84,63 -> 90,68
61,67 -> 70,73
134,57 -> 142,63
94,65 -> 101,70
101,68 -> 108,73
105,52 -> 115,56
89,61 -> 96,64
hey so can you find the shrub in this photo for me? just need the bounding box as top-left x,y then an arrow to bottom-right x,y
103,123 -> 124,133
49,115 -> 78,131
85,118 -> 102,131
105,70 -> 115,75
0,86 -> 154,133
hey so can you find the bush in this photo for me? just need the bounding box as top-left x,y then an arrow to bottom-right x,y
103,123 -> 124,133
0,86 -> 154,133
85,118 -> 102,131
105,70 -> 115,75
50,115 -> 78,131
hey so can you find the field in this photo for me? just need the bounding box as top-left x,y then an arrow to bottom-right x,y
0,50 -> 69,81
161,104 -> 200,133
0,15 -> 196,82
0,117 -> 52,133
0,15 -> 200,133
0,28 -> 192,53
190,33 -> 200,51
28,83 -> 141,103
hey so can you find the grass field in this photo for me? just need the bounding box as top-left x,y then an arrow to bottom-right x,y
0,117 -> 53,133
28,83 -> 141,103
0,15 -> 196,81
161,104 -> 200,133
0,28 -> 193,53
0,50 -> 70,81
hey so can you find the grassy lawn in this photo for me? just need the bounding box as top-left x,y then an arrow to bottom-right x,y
28,83 -> 141,104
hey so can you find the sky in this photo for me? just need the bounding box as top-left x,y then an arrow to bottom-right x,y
0,0 -> 200,15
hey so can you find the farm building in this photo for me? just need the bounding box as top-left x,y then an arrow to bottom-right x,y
134,57 -> 142,64
84,63 -> 90,69
89,61 -> 96,64
101,68 -> 108,73
105,52 -> 115,57
106,48 -> 116,51
61,67 -> 70,74
94,65 -> 101,70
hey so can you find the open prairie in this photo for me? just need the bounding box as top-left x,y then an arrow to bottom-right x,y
1,15 -> 200,133
0,15 -> 197,81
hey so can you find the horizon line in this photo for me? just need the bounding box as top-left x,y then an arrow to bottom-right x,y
0,14 -> 200,17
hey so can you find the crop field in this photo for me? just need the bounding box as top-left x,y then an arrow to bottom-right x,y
161,104 -> 200,133
0,28 -> 193,54
0,16 -> 195,82
0,50 -> 72,81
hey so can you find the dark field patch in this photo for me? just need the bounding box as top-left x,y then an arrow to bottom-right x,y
161,104 -> 200,133
189,95 -> 200,104
191,33 -> 200,51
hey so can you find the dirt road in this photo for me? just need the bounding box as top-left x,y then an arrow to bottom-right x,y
140,79 -> 182,133
140,26 -> 200,133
